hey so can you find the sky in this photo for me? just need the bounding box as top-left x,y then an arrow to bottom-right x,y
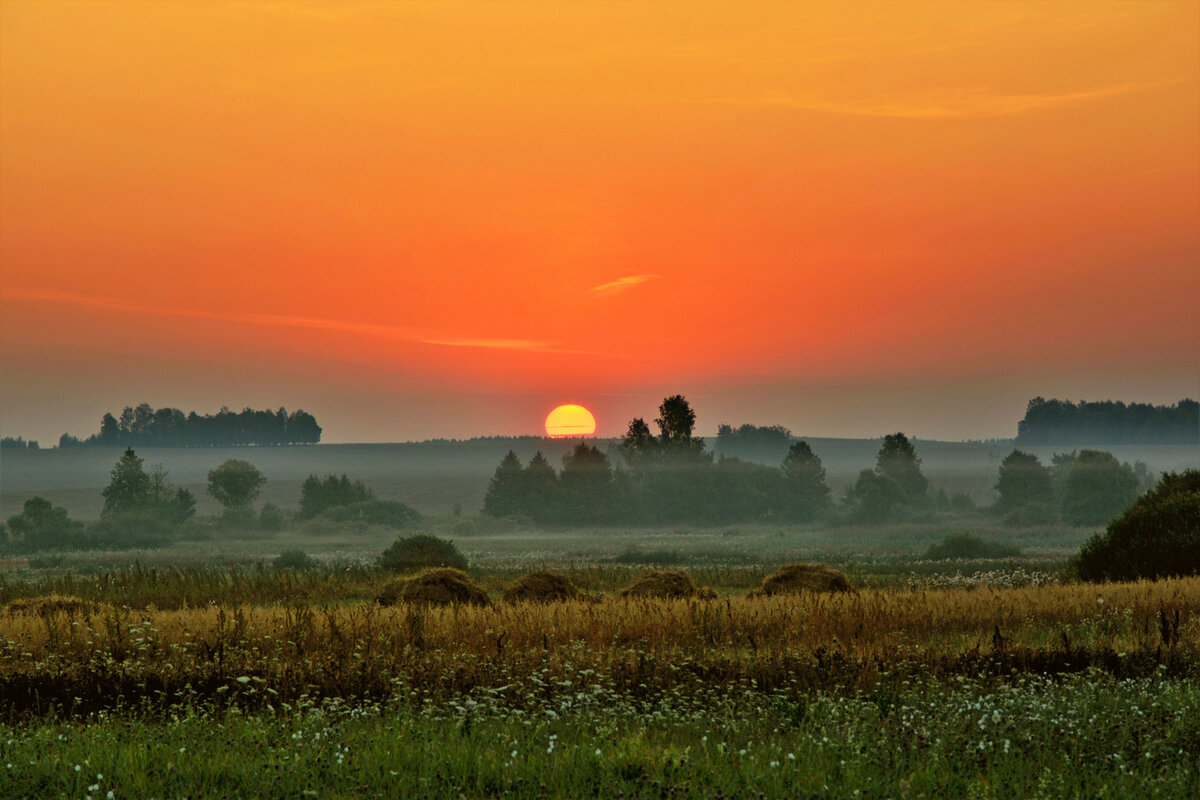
2,1 -> 1197,444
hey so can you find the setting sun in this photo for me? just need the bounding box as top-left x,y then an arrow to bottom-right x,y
545,404 -> 596,438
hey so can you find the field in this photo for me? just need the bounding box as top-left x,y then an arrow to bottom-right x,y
3,441 -> 1200,797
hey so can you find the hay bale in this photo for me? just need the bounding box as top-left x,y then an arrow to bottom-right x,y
3,594 -> 94,617
502,571 -> 584,604
620,570 -> 708,600
376,568 -> 491,607
749,563 -> 854,597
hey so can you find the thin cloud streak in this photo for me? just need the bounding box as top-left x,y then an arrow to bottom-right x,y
702,80 -> 1178,120
591,274 -> 661,296
0,288 -> 552,353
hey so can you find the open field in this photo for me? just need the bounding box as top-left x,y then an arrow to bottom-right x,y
5,439 -> 1198,519
1,567 -> 1198,797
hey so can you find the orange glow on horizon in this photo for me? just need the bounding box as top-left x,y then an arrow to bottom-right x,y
0,1 -> 1196,442
545,405 -> 597,438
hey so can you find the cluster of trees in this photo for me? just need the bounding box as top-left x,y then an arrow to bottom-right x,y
1016,397 -> 1198,445
1,436 -> 39,450
994,449 -> 1150,526
57,404 -> 321,448
484,395 -> 948,525
714,424 -> 792,464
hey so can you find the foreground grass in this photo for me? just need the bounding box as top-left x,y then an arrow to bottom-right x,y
3,674 -> 1197,799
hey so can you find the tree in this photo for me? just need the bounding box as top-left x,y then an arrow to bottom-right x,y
994,450 -> 1053,515
523,452 -> 560,522
299,474 -> 374,518
876,433 -> 928,500
483,451 -> 525,517
559,442 -> 613,523
620,417 -> 657,468
101,448 -> 152,517
1076,470 -> 1200,581
207,459 -> 267,512
780,441 -> 831,520
844,469 -> 909,524
1062,450 -> 1139,525
5,497 -> 84,551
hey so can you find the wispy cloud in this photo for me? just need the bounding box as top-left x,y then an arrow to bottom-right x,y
420,338 -> 556,351
703,80 -> 1177,120
0,287 -> 553,353
590,274 -> 661,296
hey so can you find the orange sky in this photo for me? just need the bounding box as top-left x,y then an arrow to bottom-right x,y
2,1 -> 1198,443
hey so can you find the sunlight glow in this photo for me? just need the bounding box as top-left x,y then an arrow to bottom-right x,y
545,404 -> 597,438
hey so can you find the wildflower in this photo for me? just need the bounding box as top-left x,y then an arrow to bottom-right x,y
595,749 -> 602,756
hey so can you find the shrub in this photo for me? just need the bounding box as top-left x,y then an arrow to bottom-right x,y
1062,450 -> 1139,526
502,571 -> 585,604
376,568 -> 491,607
1003,502 -> 1057,527
272,549 -> 317,571
4,497 -> 84,552
88,511 -> 176,550
299,474 -> 374,519
379,534 -> 467,573
922,533 -> 1020,560
258,503 -> 288,532
319,500 -> 421,529
749,563 -> 854,597
1075,470 -> 1200,582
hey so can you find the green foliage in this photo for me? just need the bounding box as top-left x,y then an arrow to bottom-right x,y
844,470 -> 909,523
207,459 -> 267,511
4,497 -> 84,552
1062,450 -> 1140,526
272,549 -> 317,571
1003,502 -> 1057,527
995,450 -> 1053,515
299,474 -> 375,518
482,451 -> 524,517
101,448 -> 153,517
922,532 -> 1020,560
378,533 -> 467,573
949,492 -> 976,513
876,433 -> 929,500
1076,470 -> 1200,582
88,510 -> 177,550
780,440 -> 831,521
559,443 -> 614,523
316,499 -> 421,529
258,503 -> 287,532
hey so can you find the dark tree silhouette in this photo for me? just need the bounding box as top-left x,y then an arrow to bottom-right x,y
876,433 -> 928,500
483,451 -> 525,517
1062,450 -> 1140,526
560,443 -> 613,523
101,448 -> 153,517
994,450 -> 1054,514
781,440 -> 831,520
207,459 -> 267,512
299,474 -> 375,518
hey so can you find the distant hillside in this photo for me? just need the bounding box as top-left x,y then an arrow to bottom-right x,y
1016,398 -> 1198,445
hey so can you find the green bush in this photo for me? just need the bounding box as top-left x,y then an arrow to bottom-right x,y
379,533 -> 467,573
1003,502 -> 1057,527
922,533 -> 1020,560
272,549 -> 317,571
1062,450 -> 1139,526
88,511 -> 175,550
258,503 -> 288,532
318,499 -> 421,529
1075,470 -> 1200,582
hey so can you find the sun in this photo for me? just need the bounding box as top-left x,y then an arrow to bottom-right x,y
545,404 -> 596,438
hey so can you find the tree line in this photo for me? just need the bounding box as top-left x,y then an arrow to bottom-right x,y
1016,397 -> 1198,445
57,403 -> 322,448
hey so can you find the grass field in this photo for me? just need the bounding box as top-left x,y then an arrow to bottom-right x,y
1,561 -> 1198,797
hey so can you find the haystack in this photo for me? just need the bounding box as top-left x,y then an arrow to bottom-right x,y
376,567 -> 491,607
621,570 -> 711,600
502,571 -> 584,604
749,563 -> 854,597
3,594 -> 95,617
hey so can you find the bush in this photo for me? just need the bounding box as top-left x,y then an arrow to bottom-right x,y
272,549 -> 317,570
4,497 -> 85,552
922,533 -> 1020,560
1062,450 -> 1139,526
319,500 -> 421,529
88,511 -> 176,550
1003,502 -> 1057,527
379,534 -> 467,573
1075,470 -> 1200,582
258,503 -> 287,532
299,474 -> 374,519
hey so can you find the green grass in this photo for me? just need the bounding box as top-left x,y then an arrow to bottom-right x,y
3,673 -> 1196,799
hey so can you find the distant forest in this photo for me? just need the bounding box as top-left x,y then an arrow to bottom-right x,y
1016,398 -> 1198,445
58,403 -> 322,448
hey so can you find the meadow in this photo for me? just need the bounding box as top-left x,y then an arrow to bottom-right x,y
1,559 -> 1198,797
